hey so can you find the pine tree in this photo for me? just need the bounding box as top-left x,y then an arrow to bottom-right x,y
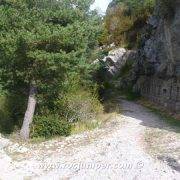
0,0 -> 101,139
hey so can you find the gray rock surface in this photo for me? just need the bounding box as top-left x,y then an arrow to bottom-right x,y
133,0 -> 180,112
102,48 -> 137,77
105,0 -> 180,112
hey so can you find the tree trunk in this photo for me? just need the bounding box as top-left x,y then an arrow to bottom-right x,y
20,85 -> 37,140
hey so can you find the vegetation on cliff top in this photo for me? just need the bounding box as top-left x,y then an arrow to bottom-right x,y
99,0 -> 155,48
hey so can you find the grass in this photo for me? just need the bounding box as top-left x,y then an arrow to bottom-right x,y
70,112 -> 116,135
138,98 -> 180,130
27,109 -> 117,143
141,98 -> 180,167
65,92 -> 121,135
71,120 -> 100,134
144,118 -> 180,168
112,87 -> 141,101
29,121 -> 100,143
6,110 -> 117,146
123,90 -> 141,101
2,104 -> 116,144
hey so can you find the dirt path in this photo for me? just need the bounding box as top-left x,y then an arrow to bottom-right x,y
0,100 -> 180,180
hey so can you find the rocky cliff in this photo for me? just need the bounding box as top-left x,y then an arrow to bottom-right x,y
134,0 -> 180,112
105,0 -> 180,112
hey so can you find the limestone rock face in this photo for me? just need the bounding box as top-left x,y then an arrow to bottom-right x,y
102,48 -> 137,76
103,0 -> 180,112
134,0 -> 180,112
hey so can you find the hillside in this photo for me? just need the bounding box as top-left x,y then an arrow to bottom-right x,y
0,1 -> 180,179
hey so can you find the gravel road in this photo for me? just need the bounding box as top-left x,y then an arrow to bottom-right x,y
0,100 -> 180,180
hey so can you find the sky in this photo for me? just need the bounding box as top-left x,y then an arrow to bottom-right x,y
90,0 -> 112,14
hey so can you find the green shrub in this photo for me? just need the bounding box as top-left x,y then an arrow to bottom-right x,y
31,115 -> 71,138
103,0 -> 155,47
0,94 -> 27,134
125,90 -> 141,101
71,120 -> 100,134
30,88 -> 103,139
119,61 -> 133,77
0,95 -> 13,134
56,89 -> 103,123
29,73 -> 103,139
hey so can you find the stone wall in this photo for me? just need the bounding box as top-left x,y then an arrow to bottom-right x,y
135,76 -> 180,112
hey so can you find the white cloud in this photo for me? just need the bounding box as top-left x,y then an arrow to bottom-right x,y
90,0 -> 111,14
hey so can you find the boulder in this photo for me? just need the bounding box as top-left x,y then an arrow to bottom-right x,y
102,48 -> 137,76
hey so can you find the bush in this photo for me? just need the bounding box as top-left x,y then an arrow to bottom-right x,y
0,95 -> 13,134
119,60 -> 133,76
105,4 -> 134,46
125,89 -> 141,101
56,89 -> 103,123
103,0 -> 155,47
31,87 -> 103,139
31,115 -> 71,138
0,93 -> 26,134
30,79 -> 103,138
